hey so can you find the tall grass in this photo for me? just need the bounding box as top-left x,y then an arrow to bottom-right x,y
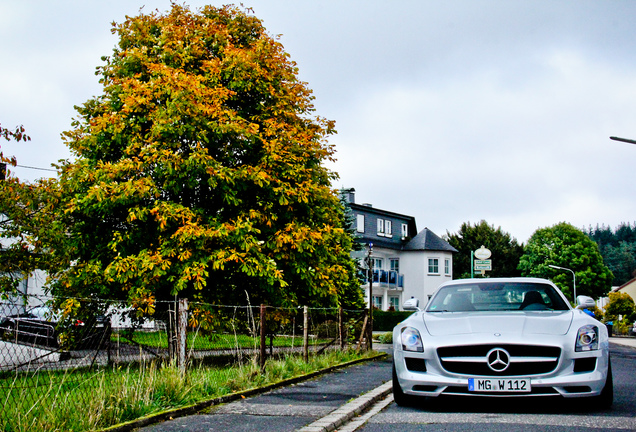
1,349 -> 376,432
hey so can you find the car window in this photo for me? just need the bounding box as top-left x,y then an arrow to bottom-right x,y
29,306 -> 59,321
427,282 -> 570,312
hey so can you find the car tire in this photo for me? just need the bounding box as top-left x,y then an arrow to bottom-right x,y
392,362 -> 424,407
1,323 -> 15,341
594,360 -> 613,410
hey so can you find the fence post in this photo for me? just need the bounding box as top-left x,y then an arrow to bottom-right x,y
260,304 -> 267,371
177,298 -> 188,373
358,310 -> 368,350
339,307 -> 345,349
303,305 -> 309,362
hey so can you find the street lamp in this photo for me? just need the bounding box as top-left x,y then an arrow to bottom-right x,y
609,136 -> 636,145
548,264 -> 576,301
366,243 -> 373,351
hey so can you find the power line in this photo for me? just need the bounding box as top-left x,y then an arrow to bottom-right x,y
14,164 -> 57,173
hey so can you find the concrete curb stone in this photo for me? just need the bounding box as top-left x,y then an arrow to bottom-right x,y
297,381 -> 392,432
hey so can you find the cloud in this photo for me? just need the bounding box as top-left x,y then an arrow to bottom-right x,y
2,0 -> 636,241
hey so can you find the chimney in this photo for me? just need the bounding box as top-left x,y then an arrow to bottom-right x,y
342,188 -> 356,203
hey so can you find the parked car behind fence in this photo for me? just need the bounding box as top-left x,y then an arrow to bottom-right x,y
0,305 -> 111,350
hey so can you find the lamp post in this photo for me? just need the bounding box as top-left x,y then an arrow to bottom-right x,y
366,243 -> 373,351
548,264 -> 576,301
610,136 -> 636,145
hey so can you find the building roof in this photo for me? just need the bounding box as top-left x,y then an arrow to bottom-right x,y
343,188 -> 455,253
403,227 -> 458,253
614,276 -> 636,293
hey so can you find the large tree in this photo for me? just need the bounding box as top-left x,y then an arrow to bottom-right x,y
444,220 -> 524,279
518,222 -> 613,300
50,4 -> 361,312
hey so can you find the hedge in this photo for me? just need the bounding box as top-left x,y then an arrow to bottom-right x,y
372,310 -> 414,331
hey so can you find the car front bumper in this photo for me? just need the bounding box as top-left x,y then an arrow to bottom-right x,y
393,337 -> 610,399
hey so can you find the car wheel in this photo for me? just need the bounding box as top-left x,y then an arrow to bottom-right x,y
392,362 -> 418,407
1,323 -> 15,341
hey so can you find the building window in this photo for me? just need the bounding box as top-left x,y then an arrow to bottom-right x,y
356,214 -> 365,233
389,296 -> 400,311
377,218 -> 385,235
372,258 -> 384,270
376,218 -> 392,237
401,223 -> 408,239
445,258 -> 451,275
373,296 -> 383,310
428,258 -> 439,274
390,258 -> 399,273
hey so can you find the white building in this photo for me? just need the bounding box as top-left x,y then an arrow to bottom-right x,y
344,189 -> 456,310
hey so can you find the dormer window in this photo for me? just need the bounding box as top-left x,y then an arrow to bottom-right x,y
356,214 -> 365,233
377,218 -> 392,237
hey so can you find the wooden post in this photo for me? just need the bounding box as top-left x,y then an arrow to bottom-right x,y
260,304 -> 267,371
358,311 -> 368,349
303,305 -> 309,362
177,298 -> 188,373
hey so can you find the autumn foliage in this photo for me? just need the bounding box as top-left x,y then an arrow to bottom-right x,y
49,4 -> 362,310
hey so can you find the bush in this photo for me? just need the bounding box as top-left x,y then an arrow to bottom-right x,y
377,332 -> 392,344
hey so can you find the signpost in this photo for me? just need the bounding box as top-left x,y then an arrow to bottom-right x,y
472,246 -> 492,277
474,259 -> 492,271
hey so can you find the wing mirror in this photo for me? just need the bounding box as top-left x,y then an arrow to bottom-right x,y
575,295 -> 596,310
403,297 -> 420,311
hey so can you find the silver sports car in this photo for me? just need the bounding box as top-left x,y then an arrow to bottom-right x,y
392,277 -> 613,408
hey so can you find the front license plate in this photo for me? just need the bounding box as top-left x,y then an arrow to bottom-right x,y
468,378 -> 531,393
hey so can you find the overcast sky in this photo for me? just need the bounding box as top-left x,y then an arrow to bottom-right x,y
1,0 -> 635,243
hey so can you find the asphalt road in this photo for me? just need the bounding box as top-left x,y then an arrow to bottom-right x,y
355,342 -> 636,432
132,340 -> 636,432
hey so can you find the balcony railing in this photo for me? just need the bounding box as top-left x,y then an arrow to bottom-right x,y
370,269 -> 404,289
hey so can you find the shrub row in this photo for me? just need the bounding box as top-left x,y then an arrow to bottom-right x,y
372,310 -> 414,331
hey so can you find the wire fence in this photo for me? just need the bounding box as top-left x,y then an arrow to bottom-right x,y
0,295 -> 370,429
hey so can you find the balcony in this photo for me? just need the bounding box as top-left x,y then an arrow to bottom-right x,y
371,269 -> 404,290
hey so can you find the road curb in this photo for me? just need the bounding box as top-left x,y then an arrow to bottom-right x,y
297,381 -> 393,432
99,352 -> 388,432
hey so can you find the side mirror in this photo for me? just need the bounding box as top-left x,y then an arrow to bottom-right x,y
575,295 -> 596,310
403,297 -> 420,311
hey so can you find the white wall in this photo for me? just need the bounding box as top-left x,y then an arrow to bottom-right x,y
364,247 -> 453,311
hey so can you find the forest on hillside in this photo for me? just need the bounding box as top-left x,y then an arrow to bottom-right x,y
585,222 -> 636,286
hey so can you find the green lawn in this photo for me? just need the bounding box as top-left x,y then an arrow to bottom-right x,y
111,330 -> 331,350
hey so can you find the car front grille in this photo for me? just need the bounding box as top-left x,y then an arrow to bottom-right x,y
437,344 -> 561,377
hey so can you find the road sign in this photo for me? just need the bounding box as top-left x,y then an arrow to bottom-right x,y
474,259 -> 492,271
474,246 -> 492,260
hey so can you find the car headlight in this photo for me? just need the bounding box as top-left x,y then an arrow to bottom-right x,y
401,327 -> 423,352
575,325 -> 598,352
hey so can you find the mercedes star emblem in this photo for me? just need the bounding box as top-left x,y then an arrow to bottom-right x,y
486,348 -> 511,372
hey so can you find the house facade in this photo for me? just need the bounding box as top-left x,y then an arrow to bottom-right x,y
344,189 -> 457,311
612,277 -> 636,303
0,269 -> 47,316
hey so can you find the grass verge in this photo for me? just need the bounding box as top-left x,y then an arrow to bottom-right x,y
1,349 -> 381,432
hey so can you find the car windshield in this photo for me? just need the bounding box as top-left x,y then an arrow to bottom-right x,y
426,281 -> 570,312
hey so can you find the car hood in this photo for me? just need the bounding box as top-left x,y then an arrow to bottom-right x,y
422,311 -> 574,336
